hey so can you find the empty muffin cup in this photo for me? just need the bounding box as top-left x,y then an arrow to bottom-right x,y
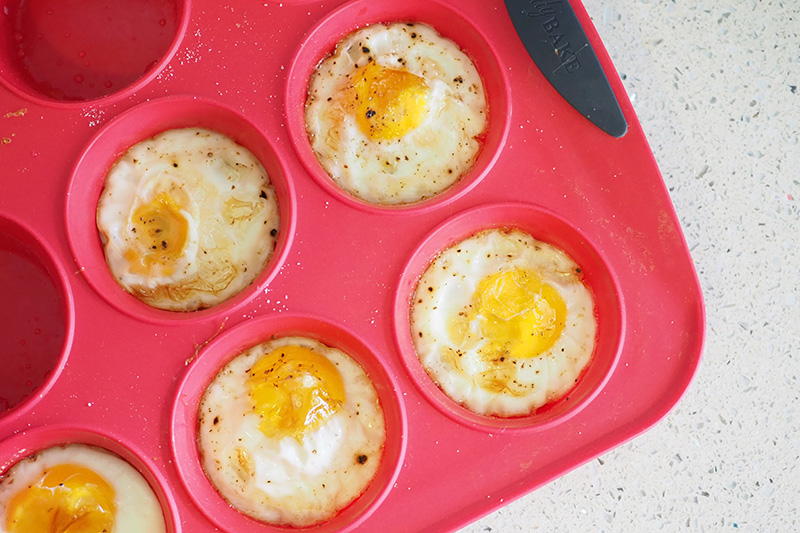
0,0 -> 190,106
171,313 -> 407,532
0,214 -> 73,422
65,95 -> 296,324
285,0 -> 510,214
394,203 -> 625,432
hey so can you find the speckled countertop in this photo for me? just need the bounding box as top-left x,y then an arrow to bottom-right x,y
462,1 -> 799,532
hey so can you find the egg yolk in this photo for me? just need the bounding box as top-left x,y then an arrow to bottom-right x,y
124,191 -> 189,276
468,268 -> 566,360
247,345 -> 346,441
4,464 -> 116,533
351,61 -> 429,140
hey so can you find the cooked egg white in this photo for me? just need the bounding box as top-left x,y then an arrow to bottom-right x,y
96,127 -> 280,311
0,444 -> 166,533
198,336 -> 386,528
410,228 -> 597,417
305,22 -> 487,205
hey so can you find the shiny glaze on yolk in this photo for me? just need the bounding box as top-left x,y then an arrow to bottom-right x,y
351,61 -> 429,140
124,191 -> 189,276
452,268 -> 567,361
247,345 -> 346,441
5,464 -> 116,533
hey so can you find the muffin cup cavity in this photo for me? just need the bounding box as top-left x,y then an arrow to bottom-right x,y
394,203 -> 625,432
170,313 -> 407,532
0,425 -> 180,532
285,0 -> 510,214
0,214 -> 73,423
0,0 -> 190,107
65,95 -> 296,325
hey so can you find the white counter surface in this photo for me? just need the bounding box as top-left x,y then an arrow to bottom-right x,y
462,1 -> 799,531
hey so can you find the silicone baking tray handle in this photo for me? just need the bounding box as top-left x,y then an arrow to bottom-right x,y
504,0 -> 628,137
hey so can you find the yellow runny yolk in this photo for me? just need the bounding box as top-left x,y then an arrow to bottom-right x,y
454,268 -> 567,361
5,464 -> 116,533
125,191 -> 189,276
351,61 -> 429,140
247,345 -> 346,441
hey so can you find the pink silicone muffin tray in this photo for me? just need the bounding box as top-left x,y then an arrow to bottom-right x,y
0,0 -> 705,531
